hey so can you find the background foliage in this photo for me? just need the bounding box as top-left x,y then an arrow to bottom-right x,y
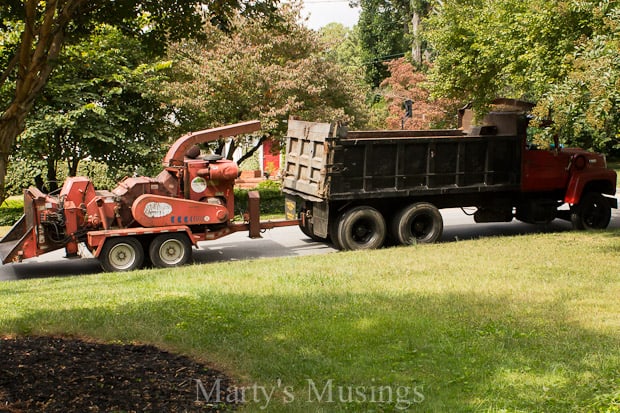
14,24 -> 173,192
424,0 -> 620,153
2,0 -> 619,199
163,5 -> 369,159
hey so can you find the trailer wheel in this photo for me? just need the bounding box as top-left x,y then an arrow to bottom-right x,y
392,202 -> 443,245
99,237 -> 144,272
570,192 -> 612,230
336,206 -> 386,251
149,234 -> 192,268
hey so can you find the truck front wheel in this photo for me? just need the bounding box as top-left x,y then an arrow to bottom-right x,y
149,234 -> 192,268
99,237 -> 144,272
571,192 -> 612,230
392,202 -> 443,245
336,206 -> 386,251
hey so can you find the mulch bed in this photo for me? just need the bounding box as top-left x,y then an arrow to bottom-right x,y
0,336 -> 240,412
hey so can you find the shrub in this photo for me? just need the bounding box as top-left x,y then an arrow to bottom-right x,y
0,198 -> 24,227
234,181 -> 284,217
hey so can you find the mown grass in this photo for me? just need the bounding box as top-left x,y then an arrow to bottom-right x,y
1,231 -> 619,412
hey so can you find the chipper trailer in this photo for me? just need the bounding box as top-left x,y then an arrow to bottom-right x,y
0,121 -> 299,272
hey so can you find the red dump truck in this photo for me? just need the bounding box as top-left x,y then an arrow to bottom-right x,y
282,99 -> 617,250
0,121 -> 298,272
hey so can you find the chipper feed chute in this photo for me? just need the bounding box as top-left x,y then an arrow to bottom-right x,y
0,214 -> 34,264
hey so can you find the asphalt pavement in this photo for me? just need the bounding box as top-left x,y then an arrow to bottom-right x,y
1,196 -> 618,281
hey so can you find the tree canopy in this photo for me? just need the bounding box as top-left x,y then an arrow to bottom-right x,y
163,6 -> 369,161
380,58 -> 458,130
357,0 -> 411,87
424,0 -> 620,153
0,0 -> 278,202
15,24 -> 173,192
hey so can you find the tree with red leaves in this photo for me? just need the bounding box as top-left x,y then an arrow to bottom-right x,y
380,58 -> 458,130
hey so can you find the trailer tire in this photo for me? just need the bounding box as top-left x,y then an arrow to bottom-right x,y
336,206 -> 386,251
570,192 -> 612,230
149,234 -> 192,268
99,237 -> 144,272
392,202 -> 443,245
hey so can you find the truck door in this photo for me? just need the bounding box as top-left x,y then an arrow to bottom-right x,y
521,148 -> 571,192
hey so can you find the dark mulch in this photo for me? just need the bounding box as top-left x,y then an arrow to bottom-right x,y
0,336 -> 240,412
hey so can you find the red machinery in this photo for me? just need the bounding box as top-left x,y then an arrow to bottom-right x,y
0,121 -> 299,272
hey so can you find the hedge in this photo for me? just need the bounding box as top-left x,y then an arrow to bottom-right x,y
0,198 -> 24,227
234,180 -> 285,217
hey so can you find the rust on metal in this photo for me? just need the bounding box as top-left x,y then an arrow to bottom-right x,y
163,120 -> 261,166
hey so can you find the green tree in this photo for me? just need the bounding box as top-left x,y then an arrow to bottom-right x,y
164,5 -> 369,161
0,0 -> 277,202
425,0 -> 619,151
533,6 -> 620,155
15,24 -> 173,192
319,23 -> 365,76
425,0 -> 608,110
357,0 -> 411,87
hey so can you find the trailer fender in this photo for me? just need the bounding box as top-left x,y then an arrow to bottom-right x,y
88,227 -> 197,258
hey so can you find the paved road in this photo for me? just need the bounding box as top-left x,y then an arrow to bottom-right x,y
1,197 -> 618,281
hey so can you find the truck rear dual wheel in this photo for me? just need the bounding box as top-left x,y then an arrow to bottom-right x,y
391,203 -> 443,245
99,237 -> 144,273
334,206 -> 386,250
570,192 -> 612,230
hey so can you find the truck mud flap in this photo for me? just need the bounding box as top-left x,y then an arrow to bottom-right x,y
0,215 -> 34,264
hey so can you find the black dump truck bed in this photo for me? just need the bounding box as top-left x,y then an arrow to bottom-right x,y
282,119 -> 523,202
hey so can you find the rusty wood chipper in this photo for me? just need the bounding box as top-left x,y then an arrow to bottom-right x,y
0,121 -> 299,272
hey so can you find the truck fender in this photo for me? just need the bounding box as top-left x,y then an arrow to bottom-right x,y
563,170 -> 617,205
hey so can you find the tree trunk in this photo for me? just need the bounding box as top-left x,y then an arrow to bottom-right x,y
47,157 -> 59,193
225,138 -> 238,160
0,0 -> 81,203
411,11 -> 422,65
0,112 -> 28,203
68,158 -> 79,177
236,136 -> 268,165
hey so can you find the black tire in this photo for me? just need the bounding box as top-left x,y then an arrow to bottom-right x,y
99,237 -> 144,272
391,202 -> 443,245
149,234 -> 192,268
329,215 -> 344,250
570,192 -> 612,230
336,206 -> 386,251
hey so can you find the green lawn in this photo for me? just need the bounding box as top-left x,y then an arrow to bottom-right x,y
1,231 -> 619,412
